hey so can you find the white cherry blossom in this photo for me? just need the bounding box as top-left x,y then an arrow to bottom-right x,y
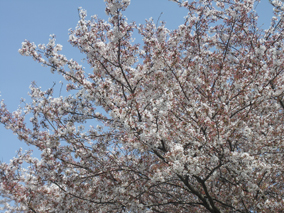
1,0 -> 284,212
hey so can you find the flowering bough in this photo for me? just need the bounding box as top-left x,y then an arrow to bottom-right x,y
1,0 -> 284,212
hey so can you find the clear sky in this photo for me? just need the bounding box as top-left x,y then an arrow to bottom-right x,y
0,0 -> 274,164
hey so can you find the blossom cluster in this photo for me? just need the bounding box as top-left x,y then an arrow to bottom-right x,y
1,0 -> 284,212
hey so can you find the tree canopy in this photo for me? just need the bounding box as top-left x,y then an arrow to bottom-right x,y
1,0 -> 284,212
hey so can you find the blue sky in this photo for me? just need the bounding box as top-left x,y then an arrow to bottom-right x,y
0,0 -> 273,164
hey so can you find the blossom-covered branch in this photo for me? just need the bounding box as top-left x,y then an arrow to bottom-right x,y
1,0 -> 284,212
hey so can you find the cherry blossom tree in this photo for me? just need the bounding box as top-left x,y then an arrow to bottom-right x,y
1,0 -> 284,212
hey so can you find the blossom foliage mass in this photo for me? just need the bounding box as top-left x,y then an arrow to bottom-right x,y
1,0 -> 284,212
